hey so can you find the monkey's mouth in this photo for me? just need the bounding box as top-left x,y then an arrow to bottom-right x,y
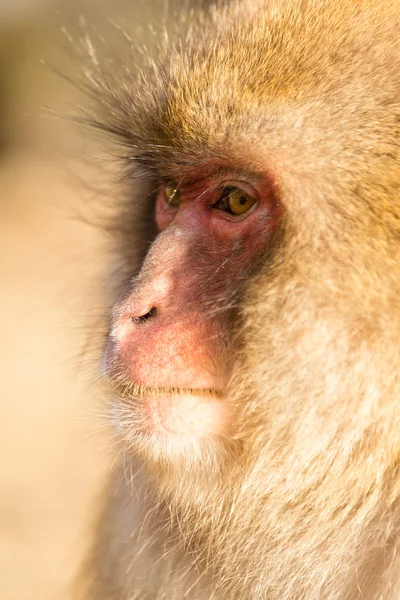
107,380 -> 229,439
108,381 -> 223,400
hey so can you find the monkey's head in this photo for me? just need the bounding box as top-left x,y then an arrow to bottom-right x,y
92,0 -> 400,506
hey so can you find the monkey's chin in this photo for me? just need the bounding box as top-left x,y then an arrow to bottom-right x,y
144,389 -> 229,439
109,383 -> 232,453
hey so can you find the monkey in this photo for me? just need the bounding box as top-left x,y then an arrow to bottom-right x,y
75,0 -> 400,598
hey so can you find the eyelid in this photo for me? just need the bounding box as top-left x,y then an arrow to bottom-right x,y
219,180 -> 259,198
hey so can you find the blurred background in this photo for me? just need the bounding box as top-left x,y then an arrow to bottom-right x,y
0,1 -> 176,598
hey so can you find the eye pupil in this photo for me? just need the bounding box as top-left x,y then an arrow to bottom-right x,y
225,188 -> 256,216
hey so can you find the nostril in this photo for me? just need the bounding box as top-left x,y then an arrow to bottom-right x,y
132,307 -> 157,325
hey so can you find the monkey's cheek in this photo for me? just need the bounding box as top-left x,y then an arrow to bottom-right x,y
145,392 -> 232,440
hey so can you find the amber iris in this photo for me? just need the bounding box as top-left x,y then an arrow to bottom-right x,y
165,185 -> 181,207
224,188 -> 256,216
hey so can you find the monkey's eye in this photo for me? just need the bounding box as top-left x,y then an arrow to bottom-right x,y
164,184 -> 181,208
217,187 -> 257,216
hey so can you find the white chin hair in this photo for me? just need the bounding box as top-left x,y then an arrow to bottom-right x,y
110,392 -> 232,468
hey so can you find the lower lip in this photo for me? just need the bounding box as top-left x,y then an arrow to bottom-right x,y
143,390 -> 229,439
102,338 -> 115,378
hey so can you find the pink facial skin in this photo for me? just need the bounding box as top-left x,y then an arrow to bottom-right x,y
105,174 -> 281,439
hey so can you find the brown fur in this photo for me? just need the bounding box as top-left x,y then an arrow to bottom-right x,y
77,1 -> 400,598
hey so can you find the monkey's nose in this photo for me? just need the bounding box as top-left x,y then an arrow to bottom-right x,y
112,304 -> 158,349
131,307 -> 157,325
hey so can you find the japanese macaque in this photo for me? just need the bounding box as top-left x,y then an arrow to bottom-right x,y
77,1 -> 400,598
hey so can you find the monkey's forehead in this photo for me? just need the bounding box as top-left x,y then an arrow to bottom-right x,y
88,0 -> 400,177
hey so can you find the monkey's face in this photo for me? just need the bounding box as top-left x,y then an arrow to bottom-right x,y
91,0 -> 400,507
104,172 -> 282,463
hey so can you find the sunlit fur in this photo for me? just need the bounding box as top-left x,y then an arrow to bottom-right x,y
76,1 -> 400,599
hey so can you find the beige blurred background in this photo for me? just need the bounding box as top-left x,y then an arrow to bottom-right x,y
0,1 -> 171,598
